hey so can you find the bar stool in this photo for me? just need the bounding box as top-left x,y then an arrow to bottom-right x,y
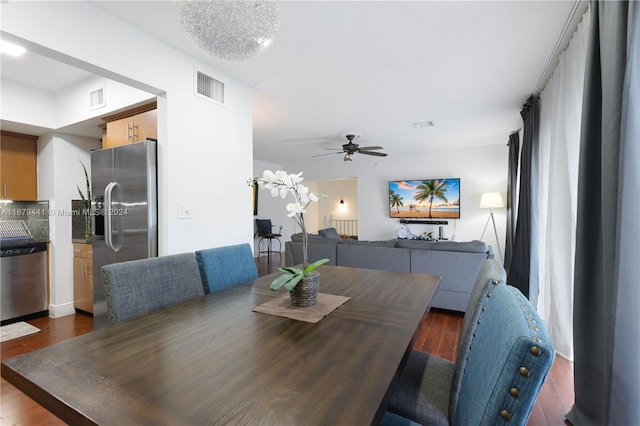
255,219 -> 282,262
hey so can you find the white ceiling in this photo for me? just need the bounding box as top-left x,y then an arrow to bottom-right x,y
1,1 -> 581,165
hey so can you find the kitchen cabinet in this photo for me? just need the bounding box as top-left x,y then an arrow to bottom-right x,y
73,243 -> 93,314
0,131 -> 37,200
103,105 -> 157,148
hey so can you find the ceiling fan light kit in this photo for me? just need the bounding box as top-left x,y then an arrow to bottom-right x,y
176,0 -> 279,61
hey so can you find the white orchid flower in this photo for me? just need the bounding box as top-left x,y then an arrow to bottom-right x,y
274,170 -> 288,182
288,172 -> 304,185
262,170 -> 275,181
286,202 -> 306,216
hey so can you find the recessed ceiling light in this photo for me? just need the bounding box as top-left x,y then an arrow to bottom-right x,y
412,120 -> 435,129
0,40 -> 27,57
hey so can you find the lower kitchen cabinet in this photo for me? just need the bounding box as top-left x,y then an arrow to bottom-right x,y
73,243 -> 93,314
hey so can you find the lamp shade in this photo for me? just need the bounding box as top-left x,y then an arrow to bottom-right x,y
480,192 -> 504,208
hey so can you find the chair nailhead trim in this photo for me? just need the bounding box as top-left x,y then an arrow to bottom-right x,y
519,366 -> 530,377
530,346 -> 542,356
510,387 -> 519,397
500,409 -> 511,419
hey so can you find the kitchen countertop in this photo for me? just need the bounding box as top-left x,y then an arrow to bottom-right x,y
0,239 -> 49,249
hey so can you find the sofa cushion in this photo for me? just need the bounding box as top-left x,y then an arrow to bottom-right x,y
338,244 -> 411,273
396,240 -> 437,250
430,240 -> 488,254
397,239 -> 489,254
285,240 -> 338,266
290,233 -> 335,243
340,238 -> 398,247
318,227 -> 341,240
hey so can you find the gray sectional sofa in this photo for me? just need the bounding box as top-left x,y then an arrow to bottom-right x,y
285,230 -> 495,312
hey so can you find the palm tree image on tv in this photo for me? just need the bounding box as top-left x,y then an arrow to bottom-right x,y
389,190 -> 403,213
388,178 -> 460,219
415,180 -> 449,218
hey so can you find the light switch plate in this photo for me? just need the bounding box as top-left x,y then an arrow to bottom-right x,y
178,203 -> 192,219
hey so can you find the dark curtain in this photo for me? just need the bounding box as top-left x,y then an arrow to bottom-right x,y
507,96 -> 540,299
504,132 -> 520,271
567,1 -> 638,424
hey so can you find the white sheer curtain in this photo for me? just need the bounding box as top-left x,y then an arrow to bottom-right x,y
537,9 -> 590,361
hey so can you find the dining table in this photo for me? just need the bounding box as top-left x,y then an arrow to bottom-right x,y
1,265 -> 439,426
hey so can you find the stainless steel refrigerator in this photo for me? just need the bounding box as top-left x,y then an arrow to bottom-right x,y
91,140 -> 157,328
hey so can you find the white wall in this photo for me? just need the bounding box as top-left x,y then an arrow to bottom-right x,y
37,133 -> 101,317
1,80 -> 56,128
3,2 -> 254,313
280,144 -> 509,259
1,75 -> 155,132
316,178 -> 358,231
54,75 -> 156,129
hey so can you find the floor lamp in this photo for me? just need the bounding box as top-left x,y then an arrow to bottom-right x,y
480,192 -> 504,261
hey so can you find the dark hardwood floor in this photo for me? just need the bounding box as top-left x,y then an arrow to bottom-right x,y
1,253 -> 573,425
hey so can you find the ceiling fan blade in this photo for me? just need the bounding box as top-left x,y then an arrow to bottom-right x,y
312,151 -> 343,158
357,146 -> 384,151
359,151 -> 388,157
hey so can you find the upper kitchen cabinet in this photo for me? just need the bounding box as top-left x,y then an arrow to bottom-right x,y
102,102 -> 157,149
0,131 -> 38,200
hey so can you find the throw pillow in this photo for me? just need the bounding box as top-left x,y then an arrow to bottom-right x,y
318,227 -> 341,241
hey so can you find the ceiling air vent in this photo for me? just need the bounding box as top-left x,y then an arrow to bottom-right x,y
196,70 -> 224,104
89,87 -> 106,110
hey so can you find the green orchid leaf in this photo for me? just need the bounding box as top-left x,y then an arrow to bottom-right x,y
270,273 -> 298,290
304,258 -> 330,275
283,274 -> 304,291
279,266 -> 303,275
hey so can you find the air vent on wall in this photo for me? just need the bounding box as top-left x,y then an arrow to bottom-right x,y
89,87 -> 106,110
195,70 -> 224,104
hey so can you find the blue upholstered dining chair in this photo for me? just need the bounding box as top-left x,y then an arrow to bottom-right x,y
390,258 -> 507,422
194,243 -> 258,294
101,253 -> 205,325
385,282 -> 555,426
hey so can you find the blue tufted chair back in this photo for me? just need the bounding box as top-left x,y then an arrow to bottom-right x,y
453,284 -> 555,425
195,244 -> 258,294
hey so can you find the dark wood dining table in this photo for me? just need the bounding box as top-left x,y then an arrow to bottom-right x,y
1,265 -> 439,426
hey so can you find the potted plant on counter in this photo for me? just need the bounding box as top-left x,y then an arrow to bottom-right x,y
77,160 -> 92,241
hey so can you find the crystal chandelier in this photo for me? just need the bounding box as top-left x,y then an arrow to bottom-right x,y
176,0 -> 279,61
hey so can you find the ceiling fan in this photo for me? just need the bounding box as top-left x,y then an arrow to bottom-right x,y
313,133 -> 388,161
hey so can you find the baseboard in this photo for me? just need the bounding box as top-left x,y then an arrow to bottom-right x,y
48,302 -> 76,318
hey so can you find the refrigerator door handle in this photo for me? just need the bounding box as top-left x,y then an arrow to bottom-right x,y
104,181 -> 120,253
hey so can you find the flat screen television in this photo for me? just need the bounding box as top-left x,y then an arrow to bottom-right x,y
389,178 -> 460,219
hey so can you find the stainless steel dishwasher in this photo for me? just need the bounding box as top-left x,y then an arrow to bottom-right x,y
0,220 -> 48,325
